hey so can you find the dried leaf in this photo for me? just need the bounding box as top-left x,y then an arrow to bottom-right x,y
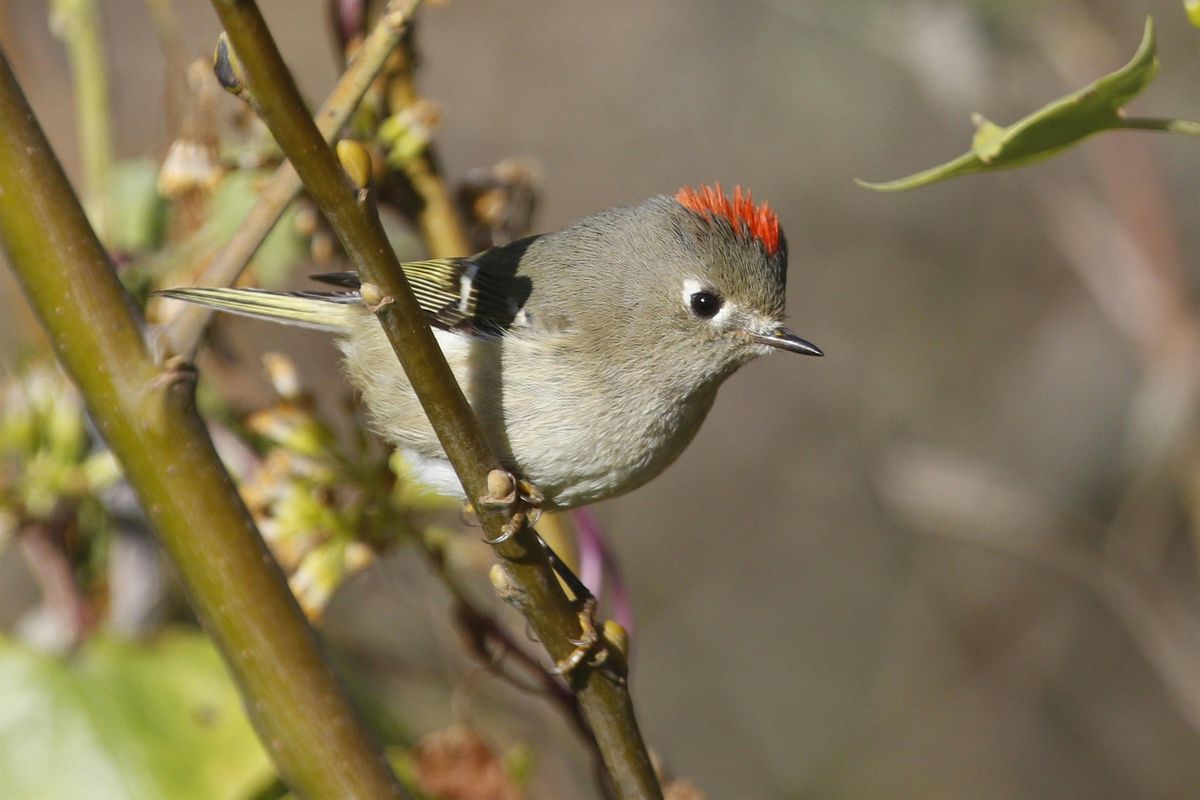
414,726 -> 522,800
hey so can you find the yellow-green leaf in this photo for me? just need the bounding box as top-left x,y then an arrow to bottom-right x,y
0,630 -> 273,799
858,17 -> 1158,192
1187,0 -> 1200,28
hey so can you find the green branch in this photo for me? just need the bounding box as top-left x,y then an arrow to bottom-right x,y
0,47 -> 405,800
209,1 -> 662,796
158,0 -> 419,358
49,0 -> 114,242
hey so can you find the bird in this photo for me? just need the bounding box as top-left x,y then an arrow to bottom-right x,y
157,183 -> 822,511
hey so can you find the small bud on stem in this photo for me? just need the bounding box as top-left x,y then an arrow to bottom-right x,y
335,138 -> 373,190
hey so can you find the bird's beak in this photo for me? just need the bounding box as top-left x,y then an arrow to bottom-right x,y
751,326 -> 824,356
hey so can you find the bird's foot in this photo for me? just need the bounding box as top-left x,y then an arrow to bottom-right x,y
477,469 -> 543,545
551,597 -> 612,677
477,468 -> 543,509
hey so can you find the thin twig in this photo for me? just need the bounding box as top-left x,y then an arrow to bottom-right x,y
17,517 -> 92,649
143,0 -> 189,135
421,536 -> 593,742
877,444 -> 1200,732
1117,117 -> 1200,138
0,46 -> 406,800
209,2 -> 662,795
158,0 -> 420,358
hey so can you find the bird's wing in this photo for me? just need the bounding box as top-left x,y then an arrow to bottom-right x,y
312,240 -> 538,334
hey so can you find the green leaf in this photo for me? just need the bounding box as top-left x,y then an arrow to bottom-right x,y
858,17 -> 1158,192
203,171 -> 309,289
104,159 -> 167,255
1187,0 -> 1200,28
0,630 -> 274,799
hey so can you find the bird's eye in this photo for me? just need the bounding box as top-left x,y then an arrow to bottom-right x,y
689,291 -> 723,319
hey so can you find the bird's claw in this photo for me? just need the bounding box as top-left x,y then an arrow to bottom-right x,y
516,478 -> 543,508
478,469 -> 543,545
481,516 -> 522,546
551,597 -> 609,677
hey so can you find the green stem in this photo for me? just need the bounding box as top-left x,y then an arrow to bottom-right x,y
49,0 -> 114,243
209,2 -> 662,796
159,0 -> 419,358
1117,117 -> 1200,137
0,47 -> 405,800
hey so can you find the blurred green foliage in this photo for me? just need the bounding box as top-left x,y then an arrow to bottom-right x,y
0,363 -> 119,551
0,630 -> 273,799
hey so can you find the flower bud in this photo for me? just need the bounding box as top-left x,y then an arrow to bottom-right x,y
336,139 -> 373,190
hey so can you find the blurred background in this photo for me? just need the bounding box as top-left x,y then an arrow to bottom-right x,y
2,1 -> 1199,798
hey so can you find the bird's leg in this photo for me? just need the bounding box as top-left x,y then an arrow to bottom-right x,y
535,529 -> 592,603
525,530 -> 616,679
475,474 -> 613,678
476,468 -> 543,545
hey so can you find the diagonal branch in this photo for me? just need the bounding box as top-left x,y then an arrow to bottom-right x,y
158,0 -> 419,359
208,1 -> 662,796
0,46 -> 406,800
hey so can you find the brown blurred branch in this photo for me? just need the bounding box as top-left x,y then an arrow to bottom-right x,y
208,1 -> 661,795
17,517 -> 93,648
379,36 -> 473,259
0,45 -> 406,800
877,444 -> 1200,732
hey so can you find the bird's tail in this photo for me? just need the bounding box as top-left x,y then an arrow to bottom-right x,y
154,287 -> 364,332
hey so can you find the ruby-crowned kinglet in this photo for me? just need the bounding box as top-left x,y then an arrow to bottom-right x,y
159,184 -> 822,509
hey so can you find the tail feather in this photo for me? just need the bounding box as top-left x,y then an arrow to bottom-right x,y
155,287 -> 363,332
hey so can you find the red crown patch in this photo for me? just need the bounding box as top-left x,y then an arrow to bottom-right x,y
675,183 -> 781,257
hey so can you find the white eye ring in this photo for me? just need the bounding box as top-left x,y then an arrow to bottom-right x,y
682,278 -> 730,323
